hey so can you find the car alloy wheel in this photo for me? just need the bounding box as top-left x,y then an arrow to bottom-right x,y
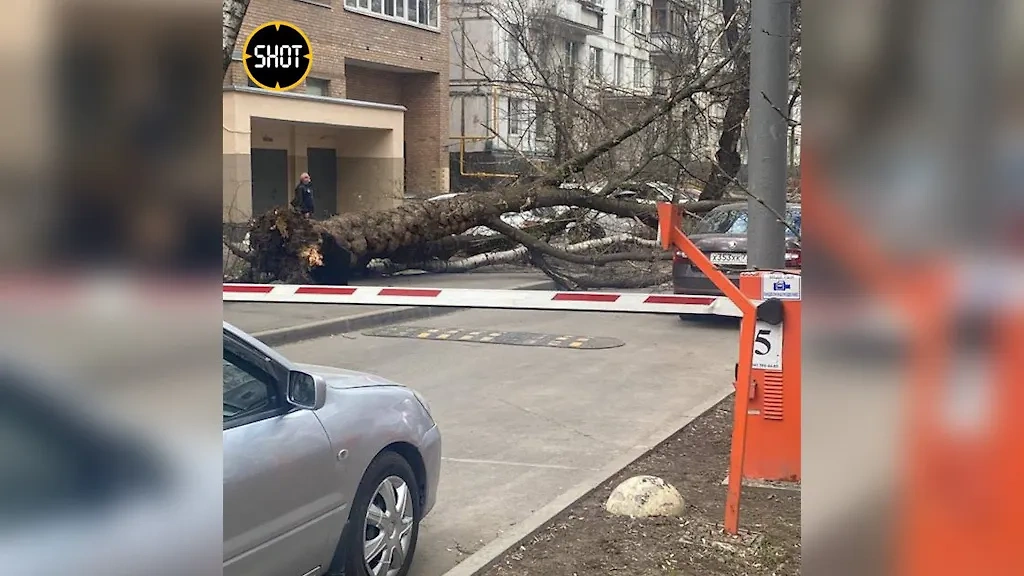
363,475 -> 415,576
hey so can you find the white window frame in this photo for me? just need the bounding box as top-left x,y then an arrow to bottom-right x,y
614,54 -> 625,86
508,98 -> 525,135
632,1 -> 650,35
344,0 -> 439,31
564,40 -> 579,69
633,59 -> 645,88
589,47 -> 603,81
507,25 -> 521,69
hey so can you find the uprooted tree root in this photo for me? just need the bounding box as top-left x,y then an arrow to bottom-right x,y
248,208 -> 327,283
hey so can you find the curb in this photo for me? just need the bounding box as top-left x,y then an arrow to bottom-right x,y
251,279 -> 556,346
438,385 -> 735,576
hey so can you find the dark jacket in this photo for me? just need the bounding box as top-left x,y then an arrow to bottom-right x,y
293,182 -> 315,215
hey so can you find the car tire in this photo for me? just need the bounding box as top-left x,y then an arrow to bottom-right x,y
338,451 -> 421,576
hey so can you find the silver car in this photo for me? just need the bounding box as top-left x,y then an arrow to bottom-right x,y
223,322 -> 441,576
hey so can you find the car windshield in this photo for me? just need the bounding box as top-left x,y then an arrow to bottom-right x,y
695,206 -> 801,237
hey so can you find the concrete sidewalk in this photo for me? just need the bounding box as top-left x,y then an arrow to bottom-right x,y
224,271 -> 554,345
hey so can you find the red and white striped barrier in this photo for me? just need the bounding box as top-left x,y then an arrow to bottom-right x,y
223,284 -> 746,317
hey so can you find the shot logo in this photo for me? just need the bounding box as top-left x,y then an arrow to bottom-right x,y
242,21 -> 312,91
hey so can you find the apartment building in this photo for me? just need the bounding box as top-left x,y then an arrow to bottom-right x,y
449,0 -> 654,185
223,0 -> 450,223
448,0 -> 807,187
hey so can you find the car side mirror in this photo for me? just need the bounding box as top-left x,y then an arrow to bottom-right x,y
287,371 -> 327,411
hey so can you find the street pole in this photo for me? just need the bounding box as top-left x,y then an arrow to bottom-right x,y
746,0 -> 791,270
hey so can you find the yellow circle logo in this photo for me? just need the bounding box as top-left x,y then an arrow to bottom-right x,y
242,21 -> 313,91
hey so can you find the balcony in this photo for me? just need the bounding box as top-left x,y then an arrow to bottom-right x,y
649,2 -> 687,65
535,0 -> 604,36
648,30 -> 686,66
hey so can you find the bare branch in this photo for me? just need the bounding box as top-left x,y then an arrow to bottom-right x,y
485,218 -> 668,265
543,32 -> 750,184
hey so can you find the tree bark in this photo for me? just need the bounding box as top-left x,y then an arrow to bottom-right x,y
223,0 -> 251,77
700,0 -> 750,201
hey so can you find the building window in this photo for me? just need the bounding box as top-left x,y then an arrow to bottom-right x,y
589,47 -> 603,81
614,54 -> 625,86
508,98 -> 525,135
306,77 -> 329,96
632,1 -> 650,34
564,40 -> 579,69
345,0 -> 438,28
614,16 -> 624,42
617,0 -> 628,14
507,25 -> 521,69
535,101 -> 551,142
652,65 -> 668,93
633,59 -> 645,88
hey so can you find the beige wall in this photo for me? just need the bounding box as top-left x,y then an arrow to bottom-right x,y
223,90 -> 405,222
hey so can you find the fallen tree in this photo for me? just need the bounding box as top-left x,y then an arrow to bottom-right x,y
236,38 -> 744,285
226,0 -> 755,287
239,187 -> 724,284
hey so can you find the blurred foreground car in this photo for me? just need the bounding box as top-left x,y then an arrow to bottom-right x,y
223,322 -> 441,576
673,202 -> 802,296
0,361 -> 220,576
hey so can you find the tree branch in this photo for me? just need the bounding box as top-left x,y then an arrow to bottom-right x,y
543,32 -> 750,184
486,218 -> 667,265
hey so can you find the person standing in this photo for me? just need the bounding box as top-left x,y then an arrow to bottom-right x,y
292,172 -> 315,217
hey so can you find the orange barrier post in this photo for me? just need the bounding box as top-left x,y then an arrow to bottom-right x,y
804,151 -> 1024,575
658,203 -> 801,534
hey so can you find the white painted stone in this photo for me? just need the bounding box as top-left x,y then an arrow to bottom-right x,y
604,475 -> 685,517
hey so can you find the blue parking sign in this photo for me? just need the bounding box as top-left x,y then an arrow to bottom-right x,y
762,273 -> 801,300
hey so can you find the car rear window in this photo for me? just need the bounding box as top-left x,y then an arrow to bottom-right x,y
695,207 -> 801,236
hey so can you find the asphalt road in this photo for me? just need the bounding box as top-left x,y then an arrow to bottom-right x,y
277,307 -> 739,576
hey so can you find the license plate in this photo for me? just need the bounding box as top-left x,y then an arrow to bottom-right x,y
708,252 -> 746,266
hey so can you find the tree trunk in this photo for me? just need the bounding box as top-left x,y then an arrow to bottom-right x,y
700,0 -> 749,201
701,68 -> 749,201
246,186 -> 723,283
222,0 -> 251,77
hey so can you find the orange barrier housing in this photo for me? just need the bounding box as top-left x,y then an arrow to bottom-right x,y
736,271 -> 802,482
803,152 -> 1024,575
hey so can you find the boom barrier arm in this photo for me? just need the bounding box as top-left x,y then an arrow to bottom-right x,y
656,203 -> 758,534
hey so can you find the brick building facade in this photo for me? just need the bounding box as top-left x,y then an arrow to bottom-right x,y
223,0 -> 450,222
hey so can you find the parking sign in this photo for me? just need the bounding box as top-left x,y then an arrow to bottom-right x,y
761,273 -> 801,300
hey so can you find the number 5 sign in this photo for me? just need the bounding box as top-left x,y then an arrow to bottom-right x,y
752,320 -> 783,370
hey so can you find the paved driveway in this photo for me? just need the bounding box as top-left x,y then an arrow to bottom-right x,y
278,307 -> 739,576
